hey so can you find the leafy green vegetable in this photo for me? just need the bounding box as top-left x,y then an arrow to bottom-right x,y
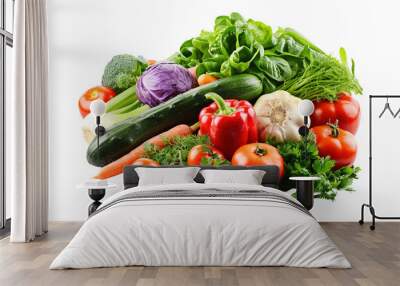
172,12 -> 362,99
275,27 -> 325,54
102,54 -> 147,93
247,19 -> 274,48
280,52 -> 363,101
255,55 -> 292,82
269,133 -> 361,200
144,135 -> 210,165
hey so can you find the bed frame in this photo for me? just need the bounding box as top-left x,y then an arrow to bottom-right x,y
86,165 -> 314,216
122,165 -> 318,211
123,165 -> 281,190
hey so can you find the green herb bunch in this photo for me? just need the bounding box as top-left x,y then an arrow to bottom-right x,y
144,135 -> 230,166
280,48 -> 362,101
269,133 -> 361,200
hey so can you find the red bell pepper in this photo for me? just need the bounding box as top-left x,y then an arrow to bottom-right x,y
199,92 -> 258,159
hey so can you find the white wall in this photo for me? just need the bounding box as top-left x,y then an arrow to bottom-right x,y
47,0 -> 400,221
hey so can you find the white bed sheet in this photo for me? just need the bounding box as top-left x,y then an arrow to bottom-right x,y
50,183 -> 350,269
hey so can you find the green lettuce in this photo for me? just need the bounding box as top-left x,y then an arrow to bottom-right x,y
172,12 -> 362,99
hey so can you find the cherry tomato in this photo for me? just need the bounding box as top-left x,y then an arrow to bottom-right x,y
132,158 -> 160,167
78,86 -> 116,118
187,144 -> 225,166
311,123 -> 357,169
311,92 -> 360,134
231,143 -> 284,177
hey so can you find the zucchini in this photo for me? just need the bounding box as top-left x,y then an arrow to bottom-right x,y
87,74 -> 263,167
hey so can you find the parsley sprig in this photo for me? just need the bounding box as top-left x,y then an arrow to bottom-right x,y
269,133 -> 361,200
144,135 -> 210,165
144,135 -> 229,166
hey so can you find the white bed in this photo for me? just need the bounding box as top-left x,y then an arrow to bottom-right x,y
50,183 -> 350,269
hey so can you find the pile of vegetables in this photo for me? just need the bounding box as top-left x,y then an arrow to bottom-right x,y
78,12 -> 363,201
87,74 -> 263,167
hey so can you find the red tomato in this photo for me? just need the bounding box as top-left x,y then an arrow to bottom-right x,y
78,86 -> 116,118
231,143 -> 284,177
132,158 -> 160,167
187,144 -> 225,166
311,124 -> 357,169
311,92 -> 360,134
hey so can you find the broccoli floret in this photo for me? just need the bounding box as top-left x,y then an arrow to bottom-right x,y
101,54 -> 147,93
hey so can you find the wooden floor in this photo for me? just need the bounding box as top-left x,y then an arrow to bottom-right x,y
0,222 -> 399,286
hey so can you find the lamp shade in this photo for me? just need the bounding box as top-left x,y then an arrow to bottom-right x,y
298,99 -> 315,117
90,99 -> 106,116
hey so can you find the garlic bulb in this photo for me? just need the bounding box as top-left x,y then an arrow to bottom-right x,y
254,90 -> 304,142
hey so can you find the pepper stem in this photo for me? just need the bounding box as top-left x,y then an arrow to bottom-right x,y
327,120 -> 340,138
205,92 -> 235,115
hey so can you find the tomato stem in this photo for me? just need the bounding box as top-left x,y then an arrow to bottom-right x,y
201,144 -> 213,155
327,120 -> 340,138
255,145 -> 267,157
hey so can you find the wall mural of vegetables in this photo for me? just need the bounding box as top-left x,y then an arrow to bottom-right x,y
78,12 -> 362,201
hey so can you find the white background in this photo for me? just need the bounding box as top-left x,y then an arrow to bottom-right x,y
47,0 -> 400,221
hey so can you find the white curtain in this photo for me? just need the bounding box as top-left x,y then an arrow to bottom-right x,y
10,0 -> 48,242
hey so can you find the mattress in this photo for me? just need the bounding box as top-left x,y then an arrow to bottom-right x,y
50,183 -> 350,269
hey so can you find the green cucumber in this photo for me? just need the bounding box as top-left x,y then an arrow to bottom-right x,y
105,86 -> 137,113
87,74 -> 263,167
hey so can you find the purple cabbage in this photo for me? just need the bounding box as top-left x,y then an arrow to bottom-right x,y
136,63 -> 197,107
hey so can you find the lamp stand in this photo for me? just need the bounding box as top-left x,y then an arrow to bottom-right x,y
94,115 -> 106,150
290,115 -> 318,210
88,188 -> 106,216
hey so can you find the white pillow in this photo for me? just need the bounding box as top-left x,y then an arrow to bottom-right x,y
136,167 -> 200,186
200,169 -> 266,185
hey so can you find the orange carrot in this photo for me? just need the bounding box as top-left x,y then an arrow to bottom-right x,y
197,74 -> 218,85
94,124 -> 193,179
132,158 -> 160,166
147,59 -> 157,65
